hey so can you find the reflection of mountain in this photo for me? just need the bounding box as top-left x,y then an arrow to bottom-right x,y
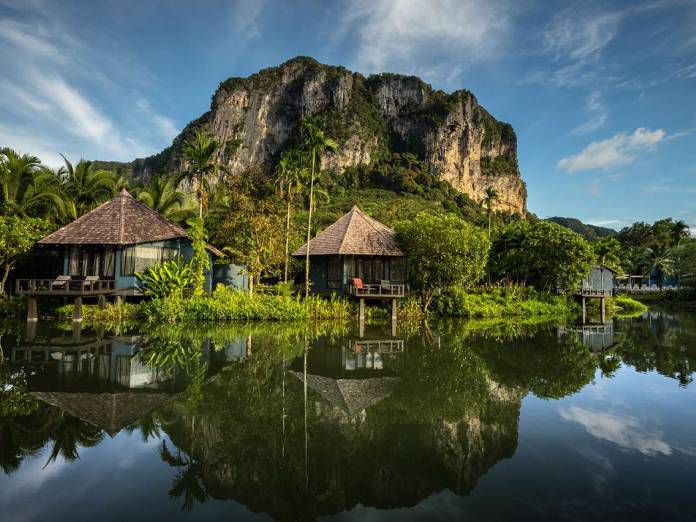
155,332 -> 525,520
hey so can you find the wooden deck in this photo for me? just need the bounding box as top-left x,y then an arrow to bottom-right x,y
16,278 -> 116,296
348,283 -> 405,299
571,288 -> 612,298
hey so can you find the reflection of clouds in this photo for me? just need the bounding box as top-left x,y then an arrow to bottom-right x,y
560,406 -> 672,456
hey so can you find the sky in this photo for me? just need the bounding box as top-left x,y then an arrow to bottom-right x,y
1,0 -> 695,230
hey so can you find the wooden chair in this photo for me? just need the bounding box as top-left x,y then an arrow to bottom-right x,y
82,275 -> 100,291
351,278 -> 364,289
51,275 -> 71,291
380,280 -> 391,293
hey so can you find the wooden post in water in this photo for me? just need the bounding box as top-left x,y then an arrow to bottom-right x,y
26,297 -> 38,322
582,297 -> 586,324
391,299 -> 398,336
601,297 -> 606,324
73,297 -> 83,322
358,298 -> 365,338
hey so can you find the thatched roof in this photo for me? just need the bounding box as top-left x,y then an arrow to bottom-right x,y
39,189 -> 188,246
291,371 -> 399,417
292,206 -> 403,257
32,391 -> 178,437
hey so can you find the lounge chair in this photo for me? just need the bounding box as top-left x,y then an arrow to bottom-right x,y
82,275 -> 100,291
351,278 -> 364,294
50,275 -> 71,291
380,280 -> 392,293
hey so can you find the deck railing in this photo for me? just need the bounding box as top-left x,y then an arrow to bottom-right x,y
571,287 -> 613,297
348,283 -> 405,299
15,278 -> 116,295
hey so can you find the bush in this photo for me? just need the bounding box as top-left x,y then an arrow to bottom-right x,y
0,296 -> 26,318
433,286 -> 575,318
56,302 -> 144,322
136,256 -> 196,299
611,296 -> 648,316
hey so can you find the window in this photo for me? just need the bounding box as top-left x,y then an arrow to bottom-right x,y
328,257 -> 342,288
120,245 -> 177,276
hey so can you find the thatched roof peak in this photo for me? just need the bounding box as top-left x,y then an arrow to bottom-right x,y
292,206 -> 403,257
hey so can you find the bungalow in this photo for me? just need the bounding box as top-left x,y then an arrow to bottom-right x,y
17,189 -> 246,319
292,205 -> 406,297
580,265 -> 617,296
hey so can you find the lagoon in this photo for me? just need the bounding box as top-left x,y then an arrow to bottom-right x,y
1,310 -> 696,521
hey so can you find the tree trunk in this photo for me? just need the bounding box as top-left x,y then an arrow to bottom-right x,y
305,151 -> 316,299
0,264 -> 11,296
284,199 -> 291,284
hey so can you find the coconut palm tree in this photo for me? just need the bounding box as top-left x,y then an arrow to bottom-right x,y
274,149 -> 308,283
483,186 -> 499,237
0,148 -> 65,219
672,220 -> 690,247
59,155 -> 117,217
647,244 -> 674,289
179,130 -> 223,218
299,115 -> 338,297
136,175 -> 195,223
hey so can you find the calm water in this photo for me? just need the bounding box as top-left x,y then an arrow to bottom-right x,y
1,310 -> 696,522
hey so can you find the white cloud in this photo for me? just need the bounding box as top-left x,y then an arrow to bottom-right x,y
573,91 -> 609,134
0,5 -> 175,163
543,9 -> 622,61
557,127 -> 667,173
339,0 -> 513,78
560,406 -> 672,456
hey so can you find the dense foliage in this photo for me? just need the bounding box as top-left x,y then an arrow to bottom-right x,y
395,213 -> 490,310
488,220 -> 595,292
136,257 -> 196,299
0,215 -> 52,295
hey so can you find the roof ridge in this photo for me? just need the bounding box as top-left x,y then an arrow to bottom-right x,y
118,191 -> 125,244
337,207 -> 359,254
353,207 -> 395,252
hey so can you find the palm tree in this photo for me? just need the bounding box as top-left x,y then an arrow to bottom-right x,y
647,244 -> 674,289
59,155 -> 117,217
483,186 -> 499,237
274,149 -> 308,283
0,148 -> 65,219
299,115 -> 338,297
136,175 -> 194,222
180,130 -> 223,218
672,220 -> 690,247
621,246 -> 652,288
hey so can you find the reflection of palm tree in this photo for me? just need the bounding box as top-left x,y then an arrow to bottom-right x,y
160,441 -> 208,511
126,411 -> 161,442
44,413 -> 103,468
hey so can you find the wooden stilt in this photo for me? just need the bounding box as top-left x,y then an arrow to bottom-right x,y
601,298 -> 606,323
114,294 -> 122,306
73,297 -> 83,322
359,298 -> 365,322
582,297 -> 586,324
27,297 -> 38,322
26,320 -> 37,343
98,295 -> 106,310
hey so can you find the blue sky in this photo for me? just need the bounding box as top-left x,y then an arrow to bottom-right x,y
1,0 -> 694,230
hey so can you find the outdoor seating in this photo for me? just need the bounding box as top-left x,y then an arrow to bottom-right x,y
380,280 -> 391,292
351,278 -> 364,289
82,275 -> 100,291
50,275 -> 71,290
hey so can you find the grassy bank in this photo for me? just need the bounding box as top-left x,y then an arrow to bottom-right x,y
432,287 -> 576,319
610,295 -> 648,316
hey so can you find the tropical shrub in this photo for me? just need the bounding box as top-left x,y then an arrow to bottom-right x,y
488,220 -> 595,293
136,256 -> 196,299
433,286 -> 574,318
611,296 -> 648,315
395,212 -> 490,311
0,215 -> 52,295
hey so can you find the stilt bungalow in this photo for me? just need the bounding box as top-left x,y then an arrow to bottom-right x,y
572,265 -> 618,323
292,205 -> 406,297
16,189 -> 246,320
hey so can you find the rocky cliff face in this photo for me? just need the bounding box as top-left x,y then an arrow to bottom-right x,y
128,57 -> 526,214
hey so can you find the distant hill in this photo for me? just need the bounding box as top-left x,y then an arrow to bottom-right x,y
546,217 -> 617,241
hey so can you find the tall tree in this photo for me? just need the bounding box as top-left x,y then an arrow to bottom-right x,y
180,130 -> 223,218
137,175 -> 194,222
59,155 -> 116,216
0,215 -> 52,295
593,238 -> 622,271
483,186 -> 499,238
273,149 -> 307,283
0,148 -> 64,219
299,115 -> 338,297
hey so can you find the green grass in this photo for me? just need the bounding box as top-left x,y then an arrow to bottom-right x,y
433,286 -> 575,319
611,296 -> 648,316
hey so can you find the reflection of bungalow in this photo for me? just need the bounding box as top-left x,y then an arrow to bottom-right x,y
558,324 -> 615,352
21,189 -> 246,297
292,206 -> 406,296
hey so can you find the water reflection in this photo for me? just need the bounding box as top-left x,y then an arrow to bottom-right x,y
1,309 -> 695,520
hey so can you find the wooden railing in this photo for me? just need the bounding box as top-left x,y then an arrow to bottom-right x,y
572,287 -> 613,297
349,283 -> 405,299
15,278 -> 116,295
350,340 -> 405,353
